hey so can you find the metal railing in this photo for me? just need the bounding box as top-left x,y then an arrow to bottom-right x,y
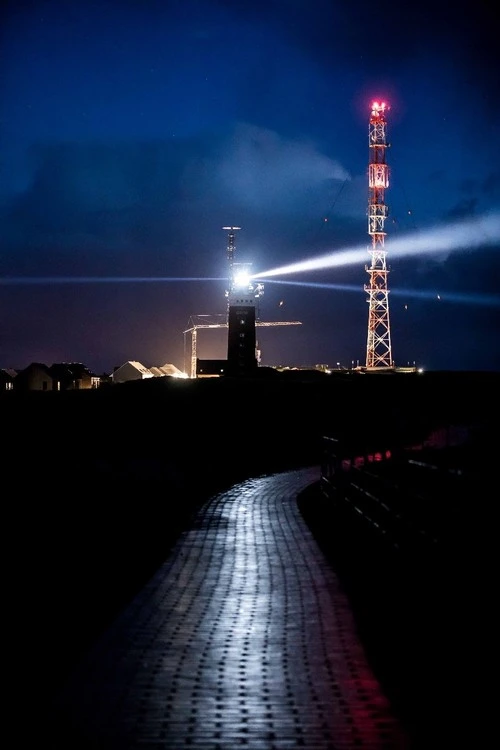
319,427 -> 482,558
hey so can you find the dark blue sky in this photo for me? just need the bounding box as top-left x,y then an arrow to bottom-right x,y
1,0 -> 499,373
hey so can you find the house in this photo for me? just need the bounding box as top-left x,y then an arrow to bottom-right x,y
13,363 -> 57,392
98,372 -> 113,387
149,363 -> 188,379
1,368 -> 17,391
111,361 -> 154,384
49,362 -> 100,390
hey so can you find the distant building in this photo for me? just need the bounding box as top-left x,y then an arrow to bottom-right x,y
49,362 -> 100,390
97,371 -> 112,386
13,362 -> 57,392
111,361 -> 187,384
111,361 -> 154,384
227,292 -> 258,376
1,368 -> 16,391
149,363 -> 188,379
196,359 -> 228,378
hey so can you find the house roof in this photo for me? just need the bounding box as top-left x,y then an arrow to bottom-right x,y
113,361 -> 153,377
119,360 -> 149,372
150,363 -> 185,377
24,362 -> 53,374
49,362 -> 94,379
112,361 -> 187,380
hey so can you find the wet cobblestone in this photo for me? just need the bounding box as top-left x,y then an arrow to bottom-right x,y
45,467 -> 409,749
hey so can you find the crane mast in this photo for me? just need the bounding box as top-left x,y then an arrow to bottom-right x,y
365,101 -> 393,369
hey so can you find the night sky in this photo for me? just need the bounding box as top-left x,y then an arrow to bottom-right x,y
1,0 -> 499,375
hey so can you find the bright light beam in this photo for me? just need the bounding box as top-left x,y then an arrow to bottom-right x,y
252,211 -> 500,279
0,276 -> 225,285
263,279 -> 362,293
263,278 -> 500,307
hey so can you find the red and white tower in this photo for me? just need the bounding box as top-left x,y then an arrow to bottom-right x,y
365,101 -> 393,369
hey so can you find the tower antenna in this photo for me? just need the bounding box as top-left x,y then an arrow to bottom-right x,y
365,101 -> 393,369
223,226 -> 241,312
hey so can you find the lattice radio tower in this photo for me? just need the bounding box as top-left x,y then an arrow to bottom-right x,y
365,101 -> 393,368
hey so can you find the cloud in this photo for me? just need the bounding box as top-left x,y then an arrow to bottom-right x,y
213,123 -> 350,211
2,124 -> 351,261
445,198 -> 478,221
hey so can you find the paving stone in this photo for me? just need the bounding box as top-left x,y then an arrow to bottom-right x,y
45,467 -> 409,749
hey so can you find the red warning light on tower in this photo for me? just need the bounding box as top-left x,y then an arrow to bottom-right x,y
371,101 -> 388,116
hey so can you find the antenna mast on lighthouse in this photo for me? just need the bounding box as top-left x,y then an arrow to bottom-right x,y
365,100 -> 393,369
223,226 -> 241,313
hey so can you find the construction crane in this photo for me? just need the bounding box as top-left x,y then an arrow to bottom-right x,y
183,315 -> 302,379
183,315 -> 225,379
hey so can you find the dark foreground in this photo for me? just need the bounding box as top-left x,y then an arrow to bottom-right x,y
298,478 -> 495,749
43,468 -> 410,750
3,369 -> 498,745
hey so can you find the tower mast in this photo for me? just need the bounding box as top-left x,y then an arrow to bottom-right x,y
365,100 -> 393,369
223,226 -> 241,315
222,226 -> 264,375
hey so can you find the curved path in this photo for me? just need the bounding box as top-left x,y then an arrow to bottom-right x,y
46,467 -> 409,749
